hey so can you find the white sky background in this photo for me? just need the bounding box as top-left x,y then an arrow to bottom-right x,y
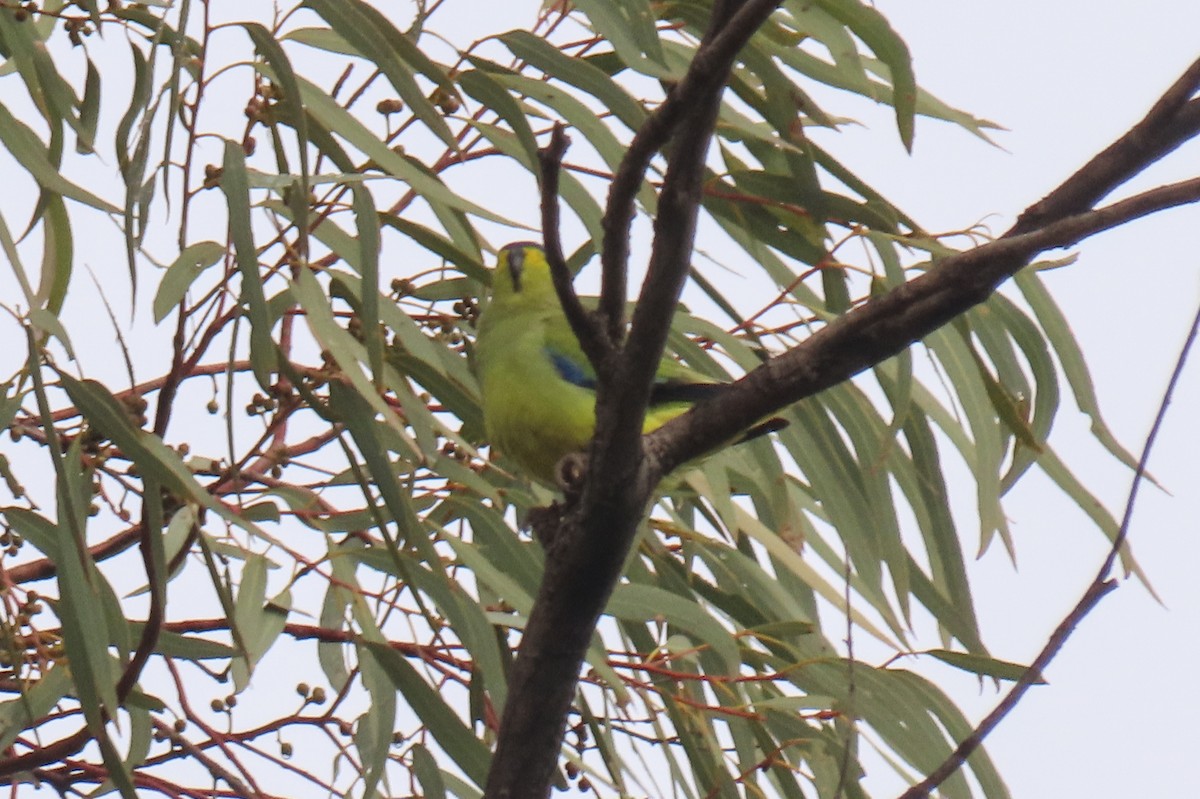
1,2 -> 1197,797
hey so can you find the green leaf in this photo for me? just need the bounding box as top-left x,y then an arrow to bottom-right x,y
274,69 -> 517,226
122,704 -> 154,774
1,506 -> 59,559
458,68 -> 539,166
411,743 -> 448,799
729,502 -> 901,650
466,121 -> 605,245
243,21 -> 311,258
222,141 -> 278,388
142,628 -> 237,661
486,71 -> 632,176
0,209 -> 36,308
813,0 -> 916,149
51,457 -> 124,774
608,583 -> 740,675
406,564 -> 510,711
378,215 -> 485,279
362,640 -> 491,788
501,30 -> 647,132
357,641 -> 399,797
114,39 -> 154,299
153,241 -> 226,322
350,186 -> 384,386
318,540 -> 359,691
1037,446 -> 1150,585
281,26 -> 357,55
56,374 -> 273,545
925,649 -> 1045,683
1016,270 -> 1145,474
0,5 -> 88,145
572,0 -> 671,78
37,194 -> 73,315
77,56 -> 101,153
0,664 -> 71,752
925,325 -> 1008,556
0,101 -> 118,213
292,267 -> 421,453
28,308 -> 74,359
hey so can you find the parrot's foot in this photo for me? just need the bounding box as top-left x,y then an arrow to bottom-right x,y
555,452 -> 588,495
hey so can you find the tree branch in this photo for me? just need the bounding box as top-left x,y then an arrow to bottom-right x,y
537,123 -> 611,368
0,725 -> 92,779
1013,58 -> 1200,232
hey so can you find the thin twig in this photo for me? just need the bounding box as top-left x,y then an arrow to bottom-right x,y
833,545 -> 857,799
537,123 -> 610,367
152,719 -> 256,799
1100,298 -> 1200,578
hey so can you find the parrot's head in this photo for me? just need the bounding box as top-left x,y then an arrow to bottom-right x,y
493,242 -> 557,308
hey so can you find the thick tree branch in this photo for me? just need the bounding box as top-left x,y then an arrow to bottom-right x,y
0,726 -> 93,779
609,76 -> 729,485
5,524 -> 142,584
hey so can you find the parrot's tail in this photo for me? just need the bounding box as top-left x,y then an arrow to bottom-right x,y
739,417 -> 789,443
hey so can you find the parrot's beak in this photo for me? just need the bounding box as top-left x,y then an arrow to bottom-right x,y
505,247 -> 525,293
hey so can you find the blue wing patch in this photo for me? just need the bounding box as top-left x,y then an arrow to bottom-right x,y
548,349 -> 596,389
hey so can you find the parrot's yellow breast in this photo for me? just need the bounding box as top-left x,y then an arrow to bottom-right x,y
476,309 -> 595,483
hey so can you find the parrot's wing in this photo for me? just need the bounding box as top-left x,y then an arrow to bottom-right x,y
543,312 -> 728,405
649,356 -> 724,405
542,313 -> 599,389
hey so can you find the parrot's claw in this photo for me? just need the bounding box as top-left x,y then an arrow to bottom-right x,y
555,452 -> 588,496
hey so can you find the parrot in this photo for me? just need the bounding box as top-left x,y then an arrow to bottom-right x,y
473,242 -> 782,485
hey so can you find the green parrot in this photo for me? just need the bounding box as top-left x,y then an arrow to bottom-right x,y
473,242 -> 781,485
